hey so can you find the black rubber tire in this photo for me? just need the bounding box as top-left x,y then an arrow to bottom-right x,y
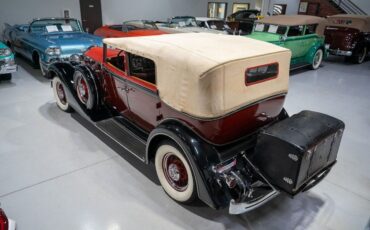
32,52 -> 40,69
310,49 -> 323,70
52,77 -> 72,112
73,70 -> 96,110
154,140 -> 197,204
349,45 -> 367,64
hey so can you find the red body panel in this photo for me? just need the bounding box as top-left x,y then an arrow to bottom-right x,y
94,25 -> 166,38
85,47 -> 285,145
324,26 -> 360,51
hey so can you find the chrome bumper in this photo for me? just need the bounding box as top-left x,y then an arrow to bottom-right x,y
328,49 -> 352,56
0,63 -> 17,74
229,189 -> 279,215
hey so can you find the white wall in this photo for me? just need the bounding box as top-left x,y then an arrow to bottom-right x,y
0,0 -> 81,36
350,0 -> 370,14
0,0 -> 304,37
101,0 -> 206,24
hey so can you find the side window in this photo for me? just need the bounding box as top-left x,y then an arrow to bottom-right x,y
107,52 -> 125,72
109,25 -> 122,31
129,54 -> 156,85
305,24 -> 317,35
287,25 -> 304,37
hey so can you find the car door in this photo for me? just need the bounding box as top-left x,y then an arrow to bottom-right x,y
282,25 -> 306,59
102,51 -> 131,117
125,53 -> 162,132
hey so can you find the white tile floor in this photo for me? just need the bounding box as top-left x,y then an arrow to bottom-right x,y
0,56 -> 369,230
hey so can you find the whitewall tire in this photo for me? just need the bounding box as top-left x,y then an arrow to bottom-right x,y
52,77 -> 72,112
311,49 -> 323,70
155,142 -> 196,203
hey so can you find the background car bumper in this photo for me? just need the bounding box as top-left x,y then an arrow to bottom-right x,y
329,49 -> 352,56
0,64 -> 17,74
8,218 -> 16,230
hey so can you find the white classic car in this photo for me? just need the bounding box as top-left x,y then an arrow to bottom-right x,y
156,16 -> 227,34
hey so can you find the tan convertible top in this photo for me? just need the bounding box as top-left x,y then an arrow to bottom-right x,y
258,15 -> 326,26
327,14 -> 370,32
258,15 -> 327,35
104,33 -> 291,118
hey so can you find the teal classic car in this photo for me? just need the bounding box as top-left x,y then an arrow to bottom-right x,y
246,15 -> 328,70
0,42 -> 17,80
3,18 -> 102,77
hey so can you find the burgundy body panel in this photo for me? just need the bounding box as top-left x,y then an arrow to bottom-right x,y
324,26 -> 360,51
85,47 -> 286,145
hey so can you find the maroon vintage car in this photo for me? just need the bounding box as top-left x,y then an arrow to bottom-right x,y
49,33 -> 344,214
325,14 -> 370,64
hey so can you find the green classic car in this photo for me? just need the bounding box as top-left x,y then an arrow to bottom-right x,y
0,41 -> 17,80
246,15 -> 328,70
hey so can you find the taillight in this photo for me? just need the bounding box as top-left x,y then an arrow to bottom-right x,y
0,209 -> 9,230
245,62 -> 279,86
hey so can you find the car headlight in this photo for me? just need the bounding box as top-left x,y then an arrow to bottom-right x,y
70,54 -> 82,62
0,48 -> 12,56
45,47 -> 61,56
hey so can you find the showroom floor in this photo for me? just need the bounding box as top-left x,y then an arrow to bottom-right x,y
0,56 -> 369,230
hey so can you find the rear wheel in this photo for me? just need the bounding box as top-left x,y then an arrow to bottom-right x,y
155,141 -> 196,203
350,45 -> 367,64
310,49 -> 323,70
52,77 -> 72,112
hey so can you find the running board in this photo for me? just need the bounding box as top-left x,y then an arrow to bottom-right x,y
96,118 -> 147,162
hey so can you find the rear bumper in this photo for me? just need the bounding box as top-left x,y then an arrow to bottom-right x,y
0,63 -> 17,75
328,48 -> 353,56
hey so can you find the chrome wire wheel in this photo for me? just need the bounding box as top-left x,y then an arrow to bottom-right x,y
155,142 -> 196,203
311,49 -> 323,70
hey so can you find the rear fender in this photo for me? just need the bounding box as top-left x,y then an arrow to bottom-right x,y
305,39 -> 327,63
146,119 -> 221,209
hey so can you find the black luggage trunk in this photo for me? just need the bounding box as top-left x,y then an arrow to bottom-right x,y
251,110 -> 345,195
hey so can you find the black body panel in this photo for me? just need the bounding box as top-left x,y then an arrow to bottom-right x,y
251,110 -> 345,195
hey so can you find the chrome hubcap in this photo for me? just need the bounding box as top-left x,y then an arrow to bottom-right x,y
168,163 -> 180,181
163,153 -> 188,191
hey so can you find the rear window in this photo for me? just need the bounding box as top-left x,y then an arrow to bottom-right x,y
245,63 -> 279,86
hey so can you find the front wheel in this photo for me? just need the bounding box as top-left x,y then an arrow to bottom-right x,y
155,141 -> 197,203
310,49 -> 323,70
52,77 -> 72,112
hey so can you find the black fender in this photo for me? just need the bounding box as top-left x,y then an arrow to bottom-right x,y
49,63 -> 110,122
146,119 -> 223,209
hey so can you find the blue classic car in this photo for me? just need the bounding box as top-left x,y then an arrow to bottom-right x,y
3,18 -> 102,77
0,42 -> 17,80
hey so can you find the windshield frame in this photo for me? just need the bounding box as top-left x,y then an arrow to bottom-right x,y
29,18 -> 83,34
253,22 -> 288,35
122,20 -> 159,31
169,17 -> 198,28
